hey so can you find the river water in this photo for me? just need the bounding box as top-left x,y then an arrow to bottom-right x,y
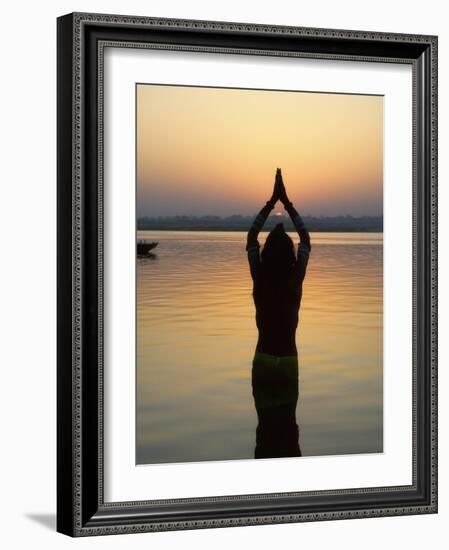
136,231 -> 383,464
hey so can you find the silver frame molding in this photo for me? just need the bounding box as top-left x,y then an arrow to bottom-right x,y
57,12 -> 438,537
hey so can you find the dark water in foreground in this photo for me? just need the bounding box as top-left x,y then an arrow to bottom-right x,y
136,231 -> 383,464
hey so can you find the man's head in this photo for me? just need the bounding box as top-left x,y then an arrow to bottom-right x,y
261,223 -> 295,277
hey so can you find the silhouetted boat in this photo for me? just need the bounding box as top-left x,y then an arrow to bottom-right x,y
137,240 -> 158,255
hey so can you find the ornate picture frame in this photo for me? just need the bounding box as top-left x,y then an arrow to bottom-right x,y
57,12 -> 437,536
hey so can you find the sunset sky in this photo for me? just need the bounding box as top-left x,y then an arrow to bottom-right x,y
136,84 -> 383,217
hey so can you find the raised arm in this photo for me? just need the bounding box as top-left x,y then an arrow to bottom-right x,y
277,170 -> 311,280
246,177 -> 278,280
284,202 -> 310,250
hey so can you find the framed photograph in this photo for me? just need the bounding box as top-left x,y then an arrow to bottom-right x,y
57,12 -> 438,536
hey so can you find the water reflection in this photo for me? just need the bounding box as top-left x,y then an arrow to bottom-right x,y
137,252 -> 158,261
252,353 -> 301,458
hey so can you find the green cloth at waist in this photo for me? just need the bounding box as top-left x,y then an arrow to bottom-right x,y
253,351 -> 298,369
252,352 -> 299,410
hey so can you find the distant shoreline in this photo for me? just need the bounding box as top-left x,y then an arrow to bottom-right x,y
137,227 -> 382,233
137,215 -> 383,233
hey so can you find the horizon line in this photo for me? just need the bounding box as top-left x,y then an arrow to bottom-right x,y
137,213 -> 383,219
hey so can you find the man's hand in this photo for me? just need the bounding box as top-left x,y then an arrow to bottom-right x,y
269,169 -> 281,205
275,167 -> 282,182
275,168 -> 290,205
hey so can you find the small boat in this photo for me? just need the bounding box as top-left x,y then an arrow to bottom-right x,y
137,240 -> 158,255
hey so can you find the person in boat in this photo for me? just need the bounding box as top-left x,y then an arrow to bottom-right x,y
246,168 -> 311,458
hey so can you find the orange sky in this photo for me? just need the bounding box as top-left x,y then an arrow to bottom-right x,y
137,84 -> 383,217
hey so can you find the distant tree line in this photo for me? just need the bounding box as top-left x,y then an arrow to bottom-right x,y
137,214 -> 383,232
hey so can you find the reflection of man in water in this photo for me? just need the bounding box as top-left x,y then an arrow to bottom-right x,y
246,169 -> 311,458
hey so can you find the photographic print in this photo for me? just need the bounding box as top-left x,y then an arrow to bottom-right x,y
136,83 -> 384,465
57,14 -> 437,534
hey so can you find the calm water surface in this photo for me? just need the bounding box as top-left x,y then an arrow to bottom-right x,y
136,231 -> 383,464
